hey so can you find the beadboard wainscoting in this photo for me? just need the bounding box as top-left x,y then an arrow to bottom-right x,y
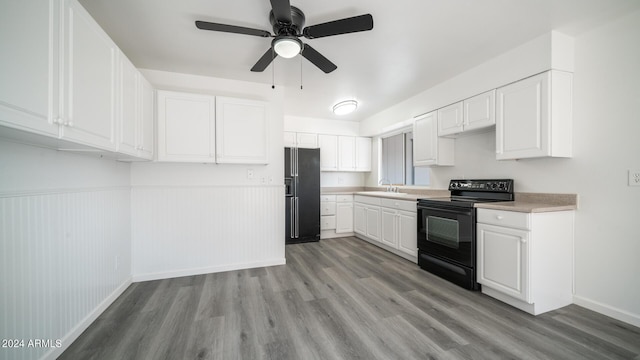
131,185 -> 285,281
0,187 -> 132,360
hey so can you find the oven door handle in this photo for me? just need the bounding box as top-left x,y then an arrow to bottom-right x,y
417,205 -> 473,216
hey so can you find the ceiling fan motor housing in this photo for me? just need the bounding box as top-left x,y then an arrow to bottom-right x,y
270,6 -> 306,36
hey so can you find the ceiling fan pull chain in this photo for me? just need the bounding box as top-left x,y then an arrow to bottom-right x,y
271,48 -> 275,89
300,55 -> 303,90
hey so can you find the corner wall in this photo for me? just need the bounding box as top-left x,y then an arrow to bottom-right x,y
0,140 -> 132,360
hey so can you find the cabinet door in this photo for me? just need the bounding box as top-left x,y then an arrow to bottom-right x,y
61,0 -> 117,150
355,137 -> 372,171
437,102 -> 463,136
338,136 -> 356,171
464,90 -> 495,131
296,132 -> 318,148
496,72 -> 549,160
365,206 -> 381,242
216,97 -> 268,164
477,223 -> 530,302
117,53 -> 138,156
354,203 -> 367,235
381,209 -> 397,248
336,202 -> 354,233
0,0 -> 58,136
413,112 -> 438,166
283,131 -> 296,147
137,75 -> 154,159
398,210 -> 417,257
157,91 -> 216,162
318,134 -> 338,171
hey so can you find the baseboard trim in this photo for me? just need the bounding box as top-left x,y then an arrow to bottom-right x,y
132,258 -> 287,282
42,278 -> 133,360
573,295 -> 640,327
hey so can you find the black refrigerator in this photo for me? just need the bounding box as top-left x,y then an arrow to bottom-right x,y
285,147 -> 320,244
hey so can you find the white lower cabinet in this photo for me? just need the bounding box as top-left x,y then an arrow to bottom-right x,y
355,195 -> 417,262
321,195 -> 354,238
477,208 -> 574,315
336,200 -> 354,233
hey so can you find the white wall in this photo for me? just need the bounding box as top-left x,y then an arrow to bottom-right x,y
0,140 -> 132,360
131,70 -> 286,280
359,13 -> 640,326
284,115 -> 365,187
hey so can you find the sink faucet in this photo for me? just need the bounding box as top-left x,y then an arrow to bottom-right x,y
378,178 -> 392,192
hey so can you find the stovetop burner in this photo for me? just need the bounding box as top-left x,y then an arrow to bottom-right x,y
418,179 -> 514,208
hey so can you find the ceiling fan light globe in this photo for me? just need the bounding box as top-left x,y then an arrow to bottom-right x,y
273,38 -> 301,58
333,100 -> 358,115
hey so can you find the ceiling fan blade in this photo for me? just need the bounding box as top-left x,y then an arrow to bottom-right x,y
302,14 -> 373,39
301,44 -> 337,74
195,21 -> 271,37
250,48 -> 275,72
270,0 -> 292,23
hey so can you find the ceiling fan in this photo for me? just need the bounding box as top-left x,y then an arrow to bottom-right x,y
195,0 -> 374,74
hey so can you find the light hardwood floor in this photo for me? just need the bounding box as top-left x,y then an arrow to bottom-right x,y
61,237 -> 640,359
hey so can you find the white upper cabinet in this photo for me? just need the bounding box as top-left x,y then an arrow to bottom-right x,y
437,102 -> 464,136
137,76 -> 154,159
215,96 -> 268,164
438,90 -> 496,137
284,131 -> 318,148
318,134 -> 338,171
355,137 -> 372,171
0,0 -> 59,136
117,53 -> 138,156
117,55 -> 154,160
413,111 -> 454,166
156,90 -> 216,163
296,132 -> 318,148
338,136 -> 356,171
496,70 -> 573,160
60,0 -> 118,151
464,90 -> 496,132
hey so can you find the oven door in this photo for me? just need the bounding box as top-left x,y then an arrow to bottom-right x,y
417,203 -> 475,268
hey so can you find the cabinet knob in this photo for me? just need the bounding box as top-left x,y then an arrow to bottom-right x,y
520,238 -> 527,244
66,121 -> 74,127
496,215 -> 504,220
54,118 -> 63,125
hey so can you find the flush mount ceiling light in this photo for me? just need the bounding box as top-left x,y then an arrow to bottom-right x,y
272,36 -> 302,58
333,100 -> 358,115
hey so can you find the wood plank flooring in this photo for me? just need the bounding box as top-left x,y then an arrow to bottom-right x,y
60,237 -> 640,360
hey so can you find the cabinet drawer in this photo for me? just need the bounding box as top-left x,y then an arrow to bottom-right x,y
477,209 -> 530,230
354,195 -> 381,206
321,215 -> 336,230
380,198 -> 417,212
337,195 -> 353,202
320,195 -> 337,202
321,202 -> 336,216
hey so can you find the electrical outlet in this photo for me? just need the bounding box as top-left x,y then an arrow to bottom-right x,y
247,169 -> 254,180
629,170 -> 640,187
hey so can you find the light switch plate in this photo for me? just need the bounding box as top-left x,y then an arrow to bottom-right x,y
629,170 -> 640,186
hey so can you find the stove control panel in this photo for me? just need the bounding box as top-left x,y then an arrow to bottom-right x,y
449,179 -> 513,192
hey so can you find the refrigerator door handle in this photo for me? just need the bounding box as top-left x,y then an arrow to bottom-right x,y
290,197 -> 295,238
290,148 -> 294,177
294,148 -> 299,177
294,197 -> 299,238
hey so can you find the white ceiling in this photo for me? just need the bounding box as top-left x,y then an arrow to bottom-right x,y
79,0 -> 640,122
